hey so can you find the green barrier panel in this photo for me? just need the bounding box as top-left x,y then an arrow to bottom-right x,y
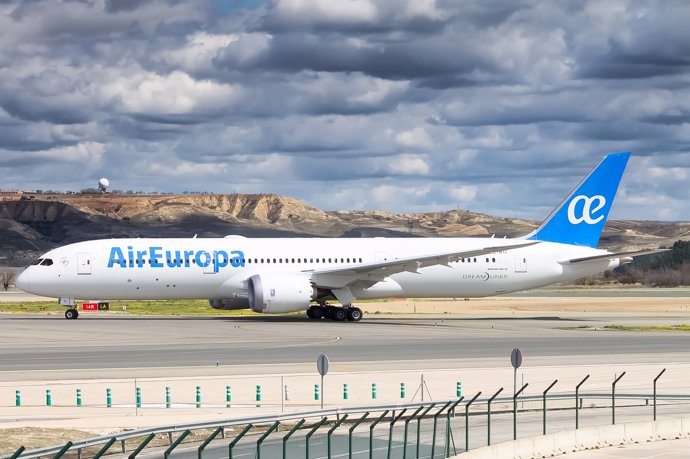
106,388 -> 112,408
282,419 -> 306,459
76,388 -> 82,407
305,417 -> 327,459
457,381 -> 462,397
371,383 -> 377,399
327,414 -> 348,459
196,386 -> 201,408
198,426 -> 223,459
166,387 -> 171,409
348,412 -> 370,459
128,433 -> 155,459
402,405 -> 424,459
228,423 -> 253,459
400,383 -> 405,399
9,446 -> 24,459
343,383 -> 348,400
226,386 -> 232,408
93,438 -> 117,459
256,420 -> 280,459
256,385 -> 261,407
164,429 -> 190,458
386,409 -> 407,459
136,387 -> 141,409
15,390 -> 20,407
315,384 -> 319,401
46,389 -> 51,407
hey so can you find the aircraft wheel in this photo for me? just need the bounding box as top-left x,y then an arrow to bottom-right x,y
65,309 -> 78,320
347,307 -> 363,322
307,306 -> 324,320
333,308 -> 347,321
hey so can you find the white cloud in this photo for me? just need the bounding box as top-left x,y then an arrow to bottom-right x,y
395,127 -> 433,149
387,154 -> 430,175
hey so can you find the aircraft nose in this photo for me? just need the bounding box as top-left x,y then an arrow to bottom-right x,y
15,270 -> 29,292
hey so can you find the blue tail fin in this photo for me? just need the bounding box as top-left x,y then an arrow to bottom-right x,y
526,152 -> 630,248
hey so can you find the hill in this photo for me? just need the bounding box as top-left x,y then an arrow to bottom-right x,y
1,193 -> 686,266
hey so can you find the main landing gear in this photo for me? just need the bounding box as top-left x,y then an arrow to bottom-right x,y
307,304 -> 363,322
64,308 -> 79,320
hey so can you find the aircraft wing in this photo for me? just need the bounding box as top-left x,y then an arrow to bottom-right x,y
559,249 -> 670,264
309,241 -> 539,289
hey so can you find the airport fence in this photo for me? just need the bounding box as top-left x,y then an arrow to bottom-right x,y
6,385 -> 690,459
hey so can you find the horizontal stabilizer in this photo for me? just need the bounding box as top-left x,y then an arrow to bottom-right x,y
559,249 -> 670,265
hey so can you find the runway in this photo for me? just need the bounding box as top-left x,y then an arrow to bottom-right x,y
2,312 -> 690,376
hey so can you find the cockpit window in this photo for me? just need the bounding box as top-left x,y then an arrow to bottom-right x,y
32,258 -> 44,265
39,258 -> 53,266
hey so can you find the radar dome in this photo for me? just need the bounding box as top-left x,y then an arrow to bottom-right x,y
98,178 -> 110,191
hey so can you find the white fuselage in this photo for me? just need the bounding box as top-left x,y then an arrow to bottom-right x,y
18,237 -> 617,302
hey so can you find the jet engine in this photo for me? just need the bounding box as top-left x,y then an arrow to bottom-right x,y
247,273 -> 315,313
209,298 -> 250,310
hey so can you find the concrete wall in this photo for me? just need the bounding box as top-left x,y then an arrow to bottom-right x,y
451,417 -> 690,459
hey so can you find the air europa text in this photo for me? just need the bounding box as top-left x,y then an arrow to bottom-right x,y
107,246 -> 245,272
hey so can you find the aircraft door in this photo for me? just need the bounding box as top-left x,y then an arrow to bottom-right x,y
514,255 -> 527,273
77,253 -> 92,275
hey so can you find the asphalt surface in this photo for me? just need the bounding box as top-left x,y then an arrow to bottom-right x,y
1,313 -> 690,373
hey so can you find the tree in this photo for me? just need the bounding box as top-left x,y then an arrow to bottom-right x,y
0,268 -> 16,291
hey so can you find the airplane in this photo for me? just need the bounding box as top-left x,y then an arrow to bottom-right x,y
16,152 -> 656,321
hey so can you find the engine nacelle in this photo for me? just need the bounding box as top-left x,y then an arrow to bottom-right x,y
248,273 -> 315,313
209,298 -> 250,310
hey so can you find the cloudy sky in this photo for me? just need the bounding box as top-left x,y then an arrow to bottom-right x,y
1,0 -> 689,220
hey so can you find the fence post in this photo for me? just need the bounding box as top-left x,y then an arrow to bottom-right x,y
46,389 -> 52,406
446,398 -> 464,458
305,416 -> 328,459
226,385 -> 231,408
129,434 -> 155,458
196,386 -> 201,408
348,412 -> 370,459
612,372 -> 626,425
164,430 -> 190,459
282,419 -> 306,459
166,387 -> 171,409
328,414 -> 348,458
513,383 -> 528,440
9,447 -> 25,459
76,388 -> 82,407
416,404 -> 436,459
487,387 -> 503,446
387,409 -> 407,459
575,375 -> 590,429
430,401 -> 452,459
402,406 -> 424,459
256,421 -> 280,459
654,368 -> 666,421
228,423 -> 253,459
543,380 -> 558,435
465,392 -> 481,452
198,427 -> 223,459
52,441 -> 73,459
15,390 -> 20,407
369,411 -> 389,459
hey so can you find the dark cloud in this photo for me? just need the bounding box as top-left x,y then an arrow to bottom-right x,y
0,0 -> 688,219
